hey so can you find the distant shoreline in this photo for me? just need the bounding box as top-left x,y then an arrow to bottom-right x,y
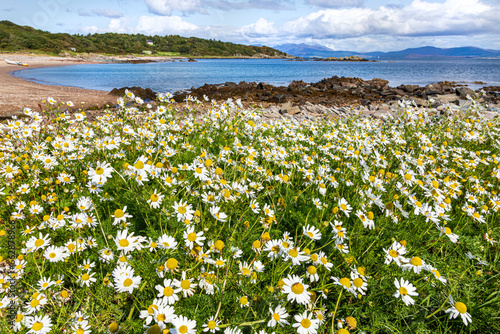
2,53 -> 499,116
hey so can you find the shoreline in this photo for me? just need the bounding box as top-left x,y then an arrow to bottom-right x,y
2,53 -> 499,116
0,53 -> 117,115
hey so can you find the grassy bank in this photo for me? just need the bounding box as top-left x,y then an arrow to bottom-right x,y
0,96 -> 499,333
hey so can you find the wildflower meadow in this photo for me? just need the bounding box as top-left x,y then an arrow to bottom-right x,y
0,92 -> 499,334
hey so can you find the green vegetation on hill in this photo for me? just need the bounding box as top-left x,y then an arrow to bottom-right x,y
0,20 -> 288,57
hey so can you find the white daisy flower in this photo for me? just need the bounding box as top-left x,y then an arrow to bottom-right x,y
172,315 -> 197,334
282,274 -> 310,305
25,314 -> 53,334
445,295 -> 472,326
393,277 -> 418,306
268,305 -> 290,327
292,311 -> 319,334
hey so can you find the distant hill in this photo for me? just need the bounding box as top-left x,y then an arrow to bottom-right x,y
273,43 -> 354,58
273,43 -> 500,59
0,20 -> 289,58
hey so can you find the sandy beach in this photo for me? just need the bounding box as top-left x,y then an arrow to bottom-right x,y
0,53 -> 118,115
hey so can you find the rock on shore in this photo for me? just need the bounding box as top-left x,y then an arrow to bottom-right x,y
172,76 -> 500,110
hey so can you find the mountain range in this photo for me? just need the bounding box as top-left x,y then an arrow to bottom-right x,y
273,43 -> 500,59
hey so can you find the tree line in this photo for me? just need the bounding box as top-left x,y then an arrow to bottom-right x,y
0,20 -> 287,57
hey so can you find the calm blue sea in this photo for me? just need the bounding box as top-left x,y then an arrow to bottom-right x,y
13,58 -> 500,94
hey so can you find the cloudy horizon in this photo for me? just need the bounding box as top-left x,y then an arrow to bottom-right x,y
2,0 -> 500,52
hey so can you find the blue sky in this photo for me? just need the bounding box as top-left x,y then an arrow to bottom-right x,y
2,0 -> 499,51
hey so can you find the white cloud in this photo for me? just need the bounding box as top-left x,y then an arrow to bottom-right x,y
137,15 -> 200,35
107,19 -> 129,33
77,9 -> 93,17
80,25 -> 100,34
305,0 -> 364,8
92,9 -> 124,18
284,0 -> 499,39
205,0 -> 295,11
242,18 -> 278,37
144,0 -> 206,15
76,0 -> 500,52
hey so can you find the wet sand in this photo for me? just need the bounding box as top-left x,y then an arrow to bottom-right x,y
0,54 -> 116,115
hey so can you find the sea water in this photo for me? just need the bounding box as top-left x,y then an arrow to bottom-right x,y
13,58 -> 500,94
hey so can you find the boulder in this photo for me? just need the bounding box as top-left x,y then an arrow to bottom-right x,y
410,98 -> 430,107
286,106 -> 301,115
398,84 -> 419,93
109,86 -> 157,101
270,94 -> 293,103
456,87 -> 474,98
424,83 -> 443,95
435,94 -> 459,105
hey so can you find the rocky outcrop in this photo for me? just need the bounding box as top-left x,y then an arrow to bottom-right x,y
172,76 -> 500,109
109,86 -> 157,101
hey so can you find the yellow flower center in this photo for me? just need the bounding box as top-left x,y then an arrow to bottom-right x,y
123,278 -> 133,287
399,287 -> 408,295
241,268 -> 251,276
273,313 -> 280,321
114,209 -> 124,218
455,302 -> 467,314
95,167 -> 104,175
49,253 -> 56,258
340,204 -> 347,210
178,206 -> 187,214
166,258 -> 178,270
389,250 -> 399,258
134,161 -> 144,169
178,325 -> 188,334
34,239 -> 44,247
301,318 -> 311,328
339,277 -> 351,288
150,194 -> 159,202
291,282 -> 304,294
157,314 -> 166,322
239,296 -> 248,305
410,257 -> 422,266
30,299 -> 40,308
307,266 -> 317,275
288,248 -> 299,258
353,277 -> 364,288
148,305 -> 158,314
119,239 -> 129,247
181,279 -> 191,290
32,322 -> 43,331
81,273 -> 90,281
187,232 -> 197,242
208,320 -> 216,329
432,269 -> 441,278
163,286 -> 174,297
